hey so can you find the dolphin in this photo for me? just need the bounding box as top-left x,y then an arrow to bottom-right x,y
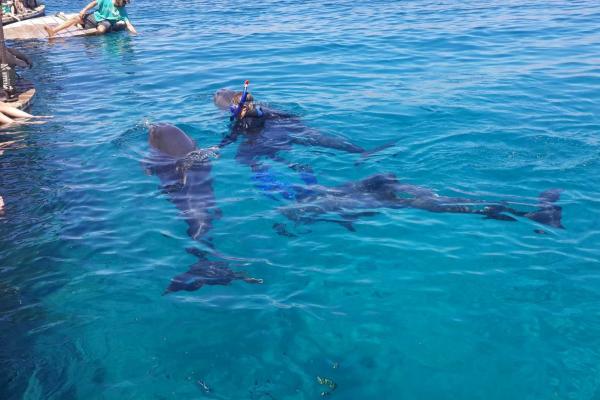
275,173 -> 564,233
163,248 -> 262,295
212,89 -> 395,195
146,123 -> 220,241
145,123 -> 262,294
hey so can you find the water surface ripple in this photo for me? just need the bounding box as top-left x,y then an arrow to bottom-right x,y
1,0 -> 600,398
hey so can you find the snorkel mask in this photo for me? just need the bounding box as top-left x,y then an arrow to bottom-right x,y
229,80 -> 250,121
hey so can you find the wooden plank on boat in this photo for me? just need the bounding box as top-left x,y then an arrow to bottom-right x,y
4,13 -> 96,40
2,5 -> 45,25
8,80 -> 36,111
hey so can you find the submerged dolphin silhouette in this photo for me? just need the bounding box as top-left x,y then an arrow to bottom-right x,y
276,173 -> 564,233
145,123 -> 262,294
163,248 -> 262,295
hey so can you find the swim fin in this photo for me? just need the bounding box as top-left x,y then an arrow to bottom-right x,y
524,189 -> 564,229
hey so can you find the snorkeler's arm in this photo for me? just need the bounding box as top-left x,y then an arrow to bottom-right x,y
217,131 -> 239,149
79,1 -> 97,17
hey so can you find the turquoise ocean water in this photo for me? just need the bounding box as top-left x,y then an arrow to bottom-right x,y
1,0 -> 600,398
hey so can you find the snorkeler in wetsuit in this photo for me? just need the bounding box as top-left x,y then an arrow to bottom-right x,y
217,81 -> 317,200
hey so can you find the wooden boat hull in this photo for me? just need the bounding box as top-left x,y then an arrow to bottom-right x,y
1,80 -> 36,110
13,80 -> 35,111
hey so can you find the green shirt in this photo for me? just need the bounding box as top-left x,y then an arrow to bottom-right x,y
93,0 -> 129,23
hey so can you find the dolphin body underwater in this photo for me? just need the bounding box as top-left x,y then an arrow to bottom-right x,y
213,88 -> 394,197
145,124 -> 262,294
274,173 -> 564,234
214,88 -> 563,233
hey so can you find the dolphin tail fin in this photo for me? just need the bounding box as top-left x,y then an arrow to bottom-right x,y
525,189 -> 564,229
538,189 -> 562,205
356,141 -> 398,165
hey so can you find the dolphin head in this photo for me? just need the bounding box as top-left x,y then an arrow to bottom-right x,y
148,124 -> 197,158
213,89 -> 236,111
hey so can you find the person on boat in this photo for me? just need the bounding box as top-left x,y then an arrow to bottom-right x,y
2,0 -> 35,17
44,0 -> 137,38
1,1 -> 17,16
12,0 -> 30,14
22,0 -> 39,10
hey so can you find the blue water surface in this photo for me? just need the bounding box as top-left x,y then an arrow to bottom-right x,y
1,0 -> 600,398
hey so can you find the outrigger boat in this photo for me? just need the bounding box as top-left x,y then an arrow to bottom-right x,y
2,4 -> 45,26
4,12 -> 97,40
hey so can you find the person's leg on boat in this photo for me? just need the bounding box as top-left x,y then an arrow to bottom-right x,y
0,102 -> 52,120
94,20 -> 111,35
113,20 -> 126,31
0,103 -> 33,119
0,112 -> 15,125
44,0 -> 98,37
44,14 -> 85,37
